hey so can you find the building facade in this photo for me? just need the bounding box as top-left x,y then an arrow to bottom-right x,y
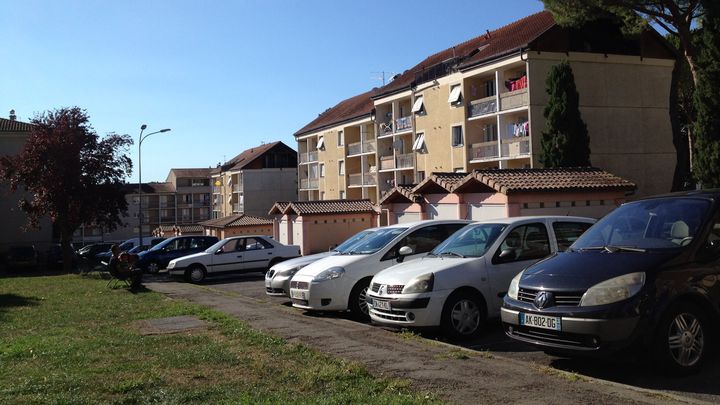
295,12 -> 676,202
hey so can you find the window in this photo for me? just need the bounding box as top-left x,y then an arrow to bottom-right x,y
241,237 -> 271,251
412,133 -> 426,152
448,84 -> 462,105
553,222 -> 593,251
483,79 -> 495,97
338,130 -> 344,146
340,190 -> 346,199
483,123 -> 498,142
493,223 -> 550,264
338,160 -> 345,175
383,223 -> 467,260
319,163 -> 325,177
220,239 -> 239,253
317,136 -> 325,150
451,125 -> 463,147
415,171 -> 425,183
411,96 -> 425,114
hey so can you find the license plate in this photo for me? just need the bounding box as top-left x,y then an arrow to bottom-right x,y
520,313 -> 561,331
372,298 -> 391,311
290,289 -> 306,300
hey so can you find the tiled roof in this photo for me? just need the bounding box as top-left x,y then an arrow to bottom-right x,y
294,88 -> 380,137
272,199 -> 376,215
268,201 -> 291,215
375,11 -> 555,98
156,224 -> 204,234
453,168 -> 636,194
0,117 -> 34,132
169,168 -> 212,178
200,214 -> 272,228
378,185 -> 419,205
413,172 -> 468,194
213,141 -> 295,173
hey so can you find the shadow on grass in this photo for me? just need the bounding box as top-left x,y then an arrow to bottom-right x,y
0,293 -> 41,321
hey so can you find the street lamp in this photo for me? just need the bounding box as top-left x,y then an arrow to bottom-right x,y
138,125 -> 171,247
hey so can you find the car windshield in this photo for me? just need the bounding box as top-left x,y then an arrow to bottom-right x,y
205,239 -> 228,253
149,238 -> 173,251
431,223 -> 507,257
345,227 -> 408,255
128,245 -> 148,254
333,229 -> 378,253
118,241 -> 133,251
572,197 -> 712,251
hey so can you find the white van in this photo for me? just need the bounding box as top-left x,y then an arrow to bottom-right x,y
288,220 -> 471,319
367,216 -> 595,338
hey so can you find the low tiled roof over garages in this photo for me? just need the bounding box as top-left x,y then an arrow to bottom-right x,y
378,185 -> 420,205
413,173 -> 468,194
269,199 -> 376,216
157,224 -> 204,234
199,214 -> 272,229
454,167 -> 636,194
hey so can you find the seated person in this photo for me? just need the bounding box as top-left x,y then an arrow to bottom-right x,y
108,245 -> 143,289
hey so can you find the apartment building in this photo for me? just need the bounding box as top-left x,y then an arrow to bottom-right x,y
295,11 -> 676,201
211,141 -> 298,218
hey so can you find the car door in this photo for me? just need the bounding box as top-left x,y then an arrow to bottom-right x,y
486,222 -> 551,313
238,237 -> 275,271
208,239 -> 243,274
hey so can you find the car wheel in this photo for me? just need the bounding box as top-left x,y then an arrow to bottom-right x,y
652,302 -> 710,375
349,278 -> 371,321
185,265 -> 206,284
146,261 -> 160,274
441,291 -> 485,339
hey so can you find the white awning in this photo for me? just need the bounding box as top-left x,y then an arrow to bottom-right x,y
411,96 -> 424,113
316,136 -> 325,150
448,85 -> 462,104
412,133 -> 425,151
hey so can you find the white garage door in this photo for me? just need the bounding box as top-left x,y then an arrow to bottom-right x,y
427,204 -> 458,220
396,212 -> 421,224
469,204 -> 506,220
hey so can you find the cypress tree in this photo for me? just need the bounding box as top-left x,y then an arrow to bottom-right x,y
693,0 -> 720,188
539,60 -> 591,167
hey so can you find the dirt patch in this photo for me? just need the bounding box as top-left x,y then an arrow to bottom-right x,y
131,315 -> 207,335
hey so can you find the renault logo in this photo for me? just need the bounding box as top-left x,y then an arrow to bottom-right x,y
534,291 -> 553,309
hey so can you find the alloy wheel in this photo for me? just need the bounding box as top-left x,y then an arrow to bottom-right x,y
450,299 -> 480,335
358,286 -> 369,315
667,312 -> 704,367
147,262 -> 159,274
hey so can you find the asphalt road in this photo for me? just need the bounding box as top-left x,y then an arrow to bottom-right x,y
155,271 -> 719,404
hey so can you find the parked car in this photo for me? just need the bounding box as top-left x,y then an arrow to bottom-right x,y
501,191 -> 720,375
136,236 -> 219,273
6,245 -> 39,271
45,244 -> 76,269
265,228 -> 379,297
168,235 -> 301,283
289,220 -> 472,319
367,217 -> 595,338
96,237 -> 165,262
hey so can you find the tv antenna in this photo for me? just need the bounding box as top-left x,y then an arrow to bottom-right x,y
371,71 -> 397,86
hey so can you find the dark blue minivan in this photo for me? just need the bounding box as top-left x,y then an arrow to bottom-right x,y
137,236 -> 218,273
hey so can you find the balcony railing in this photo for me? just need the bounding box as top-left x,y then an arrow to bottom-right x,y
232,184 -> 243,192
396,153 -> 414,169
299,151 -> 319,163
233,203 -> 244,213
501,136 -> 531,158
300,178 -> 319,189
379,155 -> 394,170
347,141 -> 377,156
470,141 -> 499,160
395,116 -> 412,132
500,87 -> 529,111
348,173 -> 377,186
468,96 -> 497,118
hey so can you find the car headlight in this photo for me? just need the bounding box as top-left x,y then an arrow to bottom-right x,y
277,264 -> 308,277
507,270 -> 524,300
313,267 -> 345,282
167,261 -> 176,269
580,272 -> 645,307
402,273 -> 434,294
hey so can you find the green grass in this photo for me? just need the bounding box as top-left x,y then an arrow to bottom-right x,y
0,274 -> 439,404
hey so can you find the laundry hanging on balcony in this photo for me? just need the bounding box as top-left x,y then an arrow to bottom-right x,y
505,75 -> 527,92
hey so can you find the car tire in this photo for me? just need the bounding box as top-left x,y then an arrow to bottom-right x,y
145,261 -> 161,274
652,302 -> 710,375
440,291 -> 485,340
348,278 -> 371,321
185,265 -> 206,284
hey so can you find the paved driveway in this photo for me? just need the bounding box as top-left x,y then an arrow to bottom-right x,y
147,272 -> 717,404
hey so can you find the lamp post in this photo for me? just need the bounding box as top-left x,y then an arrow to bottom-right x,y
138,125 -> 171,247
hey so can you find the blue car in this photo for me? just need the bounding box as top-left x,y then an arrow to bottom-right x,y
137,236 -> 218,273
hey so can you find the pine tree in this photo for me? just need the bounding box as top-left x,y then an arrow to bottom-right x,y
539,61 -> 591,167
693,0 -> 720,188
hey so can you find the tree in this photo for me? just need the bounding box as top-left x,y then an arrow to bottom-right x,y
693,0 -> 720,187
539,61 -> 592,167
0,107 -> 133,272
542,1 -> 704,190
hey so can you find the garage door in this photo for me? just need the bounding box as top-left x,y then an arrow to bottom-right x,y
427,204 -> 458,220
396,212 -> 421,224
469,204 -> 506,220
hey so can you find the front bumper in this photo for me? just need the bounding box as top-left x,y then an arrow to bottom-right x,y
168,266 -> 186,277
367,290 -> 448,328
288,275 -> 348,311
265,270 -> 293,297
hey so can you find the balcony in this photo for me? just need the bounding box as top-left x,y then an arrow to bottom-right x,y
379,155 -> 394,170
348,173 -> 377,186
299,151 -> 318,163
500,88 -> 528,111
347,141 -> 376,156
470,141 -> 499,160
501,136 -> 530,158
233,203 -> 244,213
300,178 -> 319,189
232,183 -> 243,192
468,96 -> 497,118
395,116 -> 412,133
212,186 -> 222,193
396,153 -> 414,169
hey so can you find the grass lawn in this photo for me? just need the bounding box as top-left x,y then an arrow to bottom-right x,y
0,273 -> 436,404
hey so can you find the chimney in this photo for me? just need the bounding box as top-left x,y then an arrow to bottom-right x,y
9,109 -> 16,121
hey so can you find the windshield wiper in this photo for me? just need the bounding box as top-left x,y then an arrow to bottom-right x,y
578,245 -> 646,253
439,251 -> 465,258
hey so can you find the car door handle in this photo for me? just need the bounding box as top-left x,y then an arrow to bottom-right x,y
237,255 -> 243,258
267,252 -> 273,255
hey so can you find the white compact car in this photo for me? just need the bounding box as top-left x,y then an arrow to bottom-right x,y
168,235 -> 300,283
288,220 -> 471,319
265,228 -> 379,296
366,216 -> 595,338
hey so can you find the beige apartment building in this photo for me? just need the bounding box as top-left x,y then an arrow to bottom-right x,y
211,141 -> 298,218
295,11 -> 676,202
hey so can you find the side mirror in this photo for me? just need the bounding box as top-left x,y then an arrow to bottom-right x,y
494,248 -> 516,264
215,248 -> 223,255
396,246 -> 413,263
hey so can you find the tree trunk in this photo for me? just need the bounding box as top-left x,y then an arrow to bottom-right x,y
669,57 -> 692,191
60,226 -> 75,273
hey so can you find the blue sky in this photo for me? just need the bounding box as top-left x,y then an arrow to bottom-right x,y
1,0 -> 544,183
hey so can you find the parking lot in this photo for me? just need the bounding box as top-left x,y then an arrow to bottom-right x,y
147,272 -> 718,404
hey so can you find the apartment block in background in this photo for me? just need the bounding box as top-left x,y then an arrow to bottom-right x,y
211,141 -> 298,219
294,11 -> 676,202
